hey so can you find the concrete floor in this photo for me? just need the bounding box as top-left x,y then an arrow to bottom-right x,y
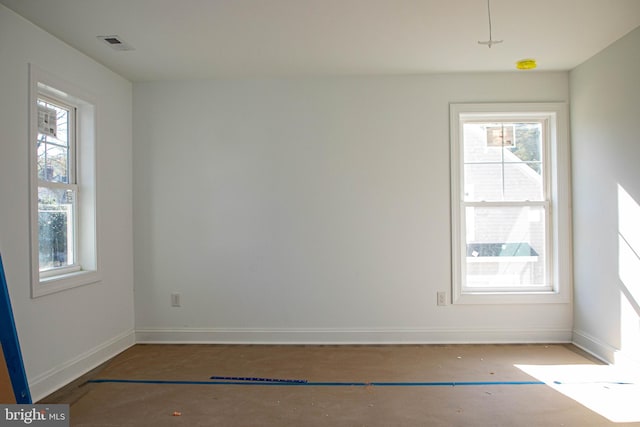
41,344 -> 640,426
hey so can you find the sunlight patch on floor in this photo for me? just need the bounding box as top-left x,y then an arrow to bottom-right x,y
516,364 -> 640,423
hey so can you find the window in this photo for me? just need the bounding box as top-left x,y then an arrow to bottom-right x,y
37,96 -> 78,276
450,103 -> 571,304
29,65 -> 99,297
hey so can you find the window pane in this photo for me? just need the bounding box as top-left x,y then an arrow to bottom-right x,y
463,122 -> 544,202
464,123 -> 542,163
509,123 -> 542,164
463,123 -> 504,163
464,163 -> 503,201
37,99 -> 70,184
38,186 -> 75,271
503,163 -> 543,201
464,205 -> 546,289
38,143 -> 69,182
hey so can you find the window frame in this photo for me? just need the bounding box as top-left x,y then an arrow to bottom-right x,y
29,64 -> 100,298
450,103 -> 572,304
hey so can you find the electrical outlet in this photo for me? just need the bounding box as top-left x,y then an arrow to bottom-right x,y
171,293 -> 181,307
437,291 -> 447,306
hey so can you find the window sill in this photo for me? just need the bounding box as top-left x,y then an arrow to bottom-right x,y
33,269 -> 101,298
453,290 -> 569,305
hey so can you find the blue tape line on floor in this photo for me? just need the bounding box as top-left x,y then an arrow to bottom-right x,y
88,379 -> 545,386
210,375 -> 307,383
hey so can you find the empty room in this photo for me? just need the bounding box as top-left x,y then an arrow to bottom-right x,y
1,0 -> 639,425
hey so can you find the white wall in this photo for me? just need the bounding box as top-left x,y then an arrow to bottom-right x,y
133,73 -> 572,343
0,5 -> 134,400
570,26 -> 640,365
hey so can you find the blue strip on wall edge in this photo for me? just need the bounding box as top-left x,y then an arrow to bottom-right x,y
0,253 -> 32,404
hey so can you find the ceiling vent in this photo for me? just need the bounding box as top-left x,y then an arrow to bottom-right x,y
97,35 -> 134,51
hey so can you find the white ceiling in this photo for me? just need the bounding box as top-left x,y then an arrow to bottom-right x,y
2,0 -> 640,82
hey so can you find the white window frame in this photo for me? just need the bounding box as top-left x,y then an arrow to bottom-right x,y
29,64 -> 100,297
450,103 -> 572,304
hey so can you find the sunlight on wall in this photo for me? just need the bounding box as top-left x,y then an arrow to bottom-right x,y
516,364 -> 640,423
618,184 -> 640,365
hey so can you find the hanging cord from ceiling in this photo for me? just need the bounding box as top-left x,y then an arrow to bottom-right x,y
478,0 -> 503,48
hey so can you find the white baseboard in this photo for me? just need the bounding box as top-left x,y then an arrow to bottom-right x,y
572,329 -> 616,364
573,329 -> 640,369
30,329 -> 135,402
135,327 -> 572,345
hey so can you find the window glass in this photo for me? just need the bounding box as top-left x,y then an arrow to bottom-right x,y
464,205 -> 547,289
463,122 -> 543,202
36,97 -> 76,273
37,99 -> 71,184
38,186 -> 75,270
